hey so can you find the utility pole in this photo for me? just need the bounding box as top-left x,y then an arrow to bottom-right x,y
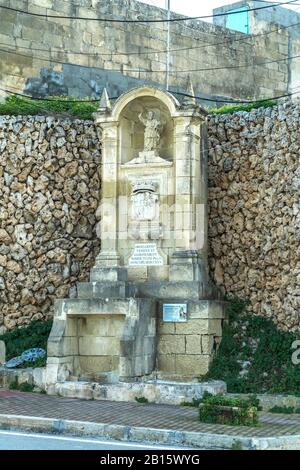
165,0 -> 171,91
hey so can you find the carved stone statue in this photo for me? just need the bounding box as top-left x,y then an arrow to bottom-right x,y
138,110 -> 163,152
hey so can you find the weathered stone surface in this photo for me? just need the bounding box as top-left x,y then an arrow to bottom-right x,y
0,100 -> 298,335
0,229 -> 12,244
0,341 -> 5,364
208,100 -> 300,331
0,116 -> 101,330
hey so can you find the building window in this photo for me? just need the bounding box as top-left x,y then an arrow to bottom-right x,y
226,7 -> 250,34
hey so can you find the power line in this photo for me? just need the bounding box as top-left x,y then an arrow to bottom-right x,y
0,1 -> 298,23
0,45 -> 298,74
255,0 -> 300,5
0,84 -> 299,105
1,18 -> 300,59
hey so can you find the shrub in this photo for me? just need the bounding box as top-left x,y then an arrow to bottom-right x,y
199,393 -> 259,427
0,319 -> 52,367
0,95 -> 97,120
9,380 -> 34,393
209,100 -> 276,115
204,297 -> 300,394
198,393 -> 259,426
201,392 -> 260,409
269,406 -> 298,414
135,396 -> 149,404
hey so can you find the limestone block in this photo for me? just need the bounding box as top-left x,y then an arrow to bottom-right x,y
169,263 -> 195,281
209,319 -> 223,336
90,267 -> 128,282
158,335 -> 185,355
127,267 -> 148,282
137,281 -> 201,300
158,322 -> 175,334
0,341 -> 5,365
185,335 -> 202,354
79,355 -> 119,373
147,318 -> 156,336
119,356 -> 133,378
130,335 -> 155,356
64,318 -> 78,337
60,298 -> 131,317
157,354 -> 175,373
79,336 -> 120,356
147,266 -> 169,281
47,336 -> 78,357
78,316 -> 124,337
32,367 -> 46,390
188,301 -> 209,319
77,281 -> 126,299
45,356 -> 74,385
175,355 -> 210,376
175,319 -> 209,335
201,335 -> 215,355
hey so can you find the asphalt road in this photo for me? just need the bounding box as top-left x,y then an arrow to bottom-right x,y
0,430 -> 195,451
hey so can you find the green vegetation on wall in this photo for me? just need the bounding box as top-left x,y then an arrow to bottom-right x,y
0,95 -> 98,120
204,298 -> 300,394
209,99 -> 277,115
0,95 -> 277,120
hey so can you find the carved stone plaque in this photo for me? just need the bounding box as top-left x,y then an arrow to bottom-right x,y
132,191 -> 158,221
128,243 -> 163,266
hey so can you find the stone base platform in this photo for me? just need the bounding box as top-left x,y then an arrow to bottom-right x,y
48,379 -> 226,405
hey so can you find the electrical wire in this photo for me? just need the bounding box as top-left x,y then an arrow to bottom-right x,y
0,1 -> 298,23
1,18 -> 300,59
1,84 -> 299,105
0,45 -> 298,74
255,0 -> 300,5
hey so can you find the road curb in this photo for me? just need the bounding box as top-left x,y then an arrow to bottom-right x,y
0,413 -> 300,449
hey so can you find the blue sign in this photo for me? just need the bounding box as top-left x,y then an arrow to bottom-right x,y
163,303 -> 187,322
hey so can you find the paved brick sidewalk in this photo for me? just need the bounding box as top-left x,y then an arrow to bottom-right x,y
0,388 -> 300,437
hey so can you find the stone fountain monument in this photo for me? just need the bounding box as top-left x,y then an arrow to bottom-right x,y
46,86 -> 225,403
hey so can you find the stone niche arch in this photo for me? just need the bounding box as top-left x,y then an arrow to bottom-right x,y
111,87 -> 180,165
119,96 -> 173,164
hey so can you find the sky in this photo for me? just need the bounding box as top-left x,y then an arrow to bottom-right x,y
138,0 -> 300,21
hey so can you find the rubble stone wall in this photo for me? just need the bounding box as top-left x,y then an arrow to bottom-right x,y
0,100 -> 299,332
208,101 -> 300,331
0,115 -> 101,333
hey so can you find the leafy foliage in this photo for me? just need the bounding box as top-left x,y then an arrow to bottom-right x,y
204,297 -> 300,394
135,396 -> 149,404
199,397 -> 258,427
0,95 -> 97,120
200,391 -> 260,409
9,380 -> 34,392
269,405 -> 300,414
0,95 -> 277,120
0,319 -> 52,367
209,99 -> 276,115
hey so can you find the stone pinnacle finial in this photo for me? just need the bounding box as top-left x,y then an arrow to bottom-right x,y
183,76 -> 197,107
97,87 -> 111,112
